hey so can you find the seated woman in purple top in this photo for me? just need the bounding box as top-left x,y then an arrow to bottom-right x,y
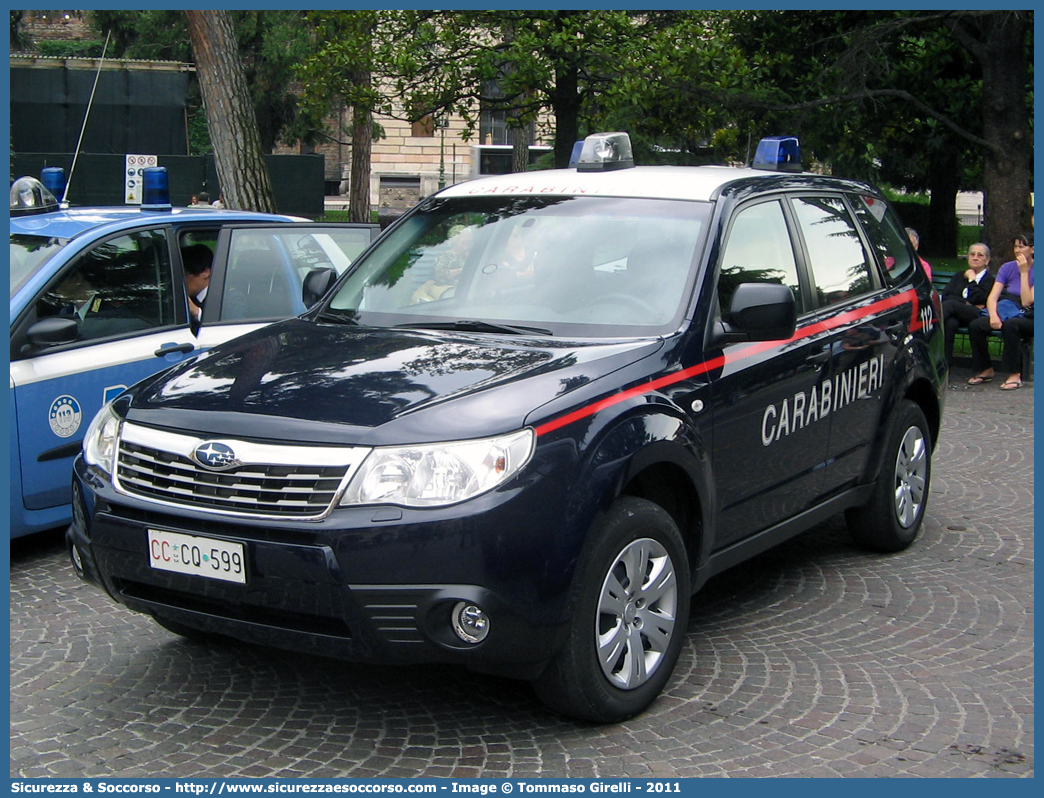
967,232 -> 1034,390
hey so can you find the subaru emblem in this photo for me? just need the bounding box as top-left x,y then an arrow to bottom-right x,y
193,441 -> 240,471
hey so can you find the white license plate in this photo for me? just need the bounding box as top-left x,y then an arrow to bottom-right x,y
148,529 -> 246,584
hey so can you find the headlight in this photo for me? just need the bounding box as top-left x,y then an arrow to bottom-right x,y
82,403 -> 121,476
341,429 -> 535,508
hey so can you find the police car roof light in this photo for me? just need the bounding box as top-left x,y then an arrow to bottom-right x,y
140,166 -> 172,211
568,140 -> 585,167
40,167 -> 67,201
576,132 -> 635,172
752,136 -> 802,173
10,176 -> 59,216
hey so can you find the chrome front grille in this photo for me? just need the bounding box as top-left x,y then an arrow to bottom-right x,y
114,422 -> 371,520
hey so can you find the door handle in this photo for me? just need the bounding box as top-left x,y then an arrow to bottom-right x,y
806,348 -> 831,365
155,342 -> 195,357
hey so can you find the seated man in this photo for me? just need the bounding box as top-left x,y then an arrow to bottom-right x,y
940,243 -> 994,364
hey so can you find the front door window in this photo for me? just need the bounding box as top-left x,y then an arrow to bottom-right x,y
36,229 -> 175,342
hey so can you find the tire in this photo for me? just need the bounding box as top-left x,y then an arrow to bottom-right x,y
533,497 -> 691,723
846,399 -> 932,553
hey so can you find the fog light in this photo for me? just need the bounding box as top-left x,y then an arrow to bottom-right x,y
452,602 -> 490,644
70,544 -> 84,578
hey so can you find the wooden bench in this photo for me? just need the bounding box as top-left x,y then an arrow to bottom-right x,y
932,270 -> 1033,380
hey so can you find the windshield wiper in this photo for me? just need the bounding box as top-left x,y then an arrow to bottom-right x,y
399,319 -> 553,336
315,309 -> 361,325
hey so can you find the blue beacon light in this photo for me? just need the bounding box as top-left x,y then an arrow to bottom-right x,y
752,136 -> 802,172
140,166 -> 172,211
40,167 -> 67,201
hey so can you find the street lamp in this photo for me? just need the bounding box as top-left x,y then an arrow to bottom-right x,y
436,115 -> 449,190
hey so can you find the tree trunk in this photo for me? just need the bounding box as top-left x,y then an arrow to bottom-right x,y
511,119 -> 529,173
185,10 -> 276,213
979,13 -> 1032,267
552,63 -> 580,168
349,101 -> 372,223
347,21 -> 373,224
926,145 -> 960,258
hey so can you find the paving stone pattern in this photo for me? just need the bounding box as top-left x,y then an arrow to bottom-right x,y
10,367 -> 1033,778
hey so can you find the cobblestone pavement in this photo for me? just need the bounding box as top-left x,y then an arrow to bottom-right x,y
10,366 -> 1033,779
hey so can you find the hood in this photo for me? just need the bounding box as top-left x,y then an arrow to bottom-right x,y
129,319 -> 663,445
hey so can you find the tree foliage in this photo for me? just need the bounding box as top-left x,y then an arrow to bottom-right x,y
295,11 -> 382,222
380,11 -> 666,167
607,10 -> 1032,259
22,9 -> 1030,253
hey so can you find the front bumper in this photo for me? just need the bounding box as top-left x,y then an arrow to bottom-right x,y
69,454 -> 581,680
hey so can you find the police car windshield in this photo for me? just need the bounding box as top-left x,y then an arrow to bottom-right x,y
325,195 -> 709,337
10,235 -> 66,298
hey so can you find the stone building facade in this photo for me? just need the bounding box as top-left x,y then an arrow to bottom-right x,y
275,105 -> 553,212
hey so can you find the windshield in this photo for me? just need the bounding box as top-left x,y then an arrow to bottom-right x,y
325,195 -> 709,337
10,235 -> 66,297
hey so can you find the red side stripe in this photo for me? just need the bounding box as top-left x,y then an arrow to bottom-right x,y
534,289 -> 920,437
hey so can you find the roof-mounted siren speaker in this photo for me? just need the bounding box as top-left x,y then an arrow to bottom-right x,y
752,136 -> 802,173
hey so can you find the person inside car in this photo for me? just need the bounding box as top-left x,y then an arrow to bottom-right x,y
411,224 -> 473,303
182,243 -> 213,334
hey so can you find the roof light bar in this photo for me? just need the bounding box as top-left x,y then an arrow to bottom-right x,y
568,140 -> 585,168
576,132 -> 635,172
10,176 -> 59,216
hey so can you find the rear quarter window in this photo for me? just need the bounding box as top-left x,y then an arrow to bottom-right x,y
791,196 -> 874,308
851,195 -> 915,287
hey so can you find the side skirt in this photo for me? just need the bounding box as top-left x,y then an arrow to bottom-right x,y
692,484 -> 875,593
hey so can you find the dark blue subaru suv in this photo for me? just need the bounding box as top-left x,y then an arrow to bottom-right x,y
69,133 -> 947,722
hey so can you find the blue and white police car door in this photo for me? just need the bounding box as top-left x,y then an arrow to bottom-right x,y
10,228 -> 195,535
200,223 -> 376,346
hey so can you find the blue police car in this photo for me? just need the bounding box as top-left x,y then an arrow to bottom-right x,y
68,134 -> 947,722
10,171 -> 378,538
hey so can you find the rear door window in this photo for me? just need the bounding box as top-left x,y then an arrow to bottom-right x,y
790,196 -> 875,308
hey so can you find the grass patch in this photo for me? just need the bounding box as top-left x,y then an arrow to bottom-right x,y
319,210 -> 382,224
957,225 -> 986,253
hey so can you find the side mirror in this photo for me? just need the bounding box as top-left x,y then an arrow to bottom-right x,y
302,267 -> 337,307
26,316 -> 80,349
723,283 -> 796,342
